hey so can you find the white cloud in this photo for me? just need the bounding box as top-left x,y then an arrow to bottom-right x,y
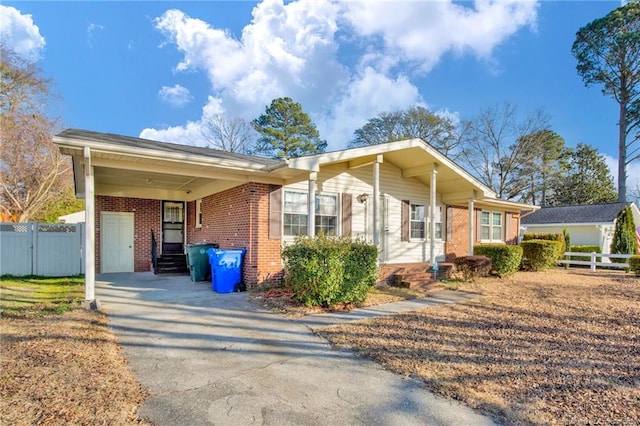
341,0 -> 538,72
0,5 -> 45,61
144,0 -> 539,149
319,67 -> 423,148
86,22 -> 104,48
158,84 -> 192,107
140,96 -> 224,146
605,155 -> 640,197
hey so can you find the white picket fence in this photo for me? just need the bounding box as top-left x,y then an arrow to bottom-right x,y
0,222 -> 84,276
559,252 -> 634,271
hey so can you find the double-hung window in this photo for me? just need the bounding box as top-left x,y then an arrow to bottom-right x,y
410,204 -> 426,240
283,191 -> 338,236
481,211 -> 503,242
283,191 -> 308,236
315,194 -> 337,236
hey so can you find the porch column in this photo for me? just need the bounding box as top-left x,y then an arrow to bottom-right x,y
373,155 -> 383,246
307,172 -> 317,237
468,191 -> 476,255
83,147 -> 95,303
429,164 -> 438,264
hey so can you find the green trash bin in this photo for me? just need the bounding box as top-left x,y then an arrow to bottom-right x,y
185,243 -> 219,282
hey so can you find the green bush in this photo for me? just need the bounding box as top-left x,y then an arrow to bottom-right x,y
569,245 -> 601,262
611,205 -> 638,256
474,245 -> 523,277
454,256 -> 492,281
521,239 -> 563,271
629,256 -> 640,277
523,233 -> 565,258
281,234 -> 377,307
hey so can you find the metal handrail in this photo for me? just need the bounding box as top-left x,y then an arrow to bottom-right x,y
151,230 -> 158,273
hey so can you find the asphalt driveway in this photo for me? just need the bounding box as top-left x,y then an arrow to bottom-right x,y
97,273 -> 496,426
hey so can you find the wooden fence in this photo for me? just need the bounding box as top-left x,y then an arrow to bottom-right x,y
559,252 -> 633,272
0,222 -> 84,276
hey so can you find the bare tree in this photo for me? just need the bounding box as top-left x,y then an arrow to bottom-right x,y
0,46 -> 70,222
459,102 -> 550,200
201,114 -> 255,154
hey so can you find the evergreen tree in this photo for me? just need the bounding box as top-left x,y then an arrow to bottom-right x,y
611,205 -> 638,255
547,143 -> 617,206
252,97 -> 327,159
573,2 -> 640,201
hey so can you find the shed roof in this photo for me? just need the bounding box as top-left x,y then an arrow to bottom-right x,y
521,202 -> 630,225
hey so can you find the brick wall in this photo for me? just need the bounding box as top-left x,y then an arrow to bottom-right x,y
95,196 -> 161,273
445,205 -> 474,260
445,205 -> 522,260
187,182 -> 283,287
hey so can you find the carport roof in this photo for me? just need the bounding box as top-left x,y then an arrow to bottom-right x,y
56,129 -> 280,167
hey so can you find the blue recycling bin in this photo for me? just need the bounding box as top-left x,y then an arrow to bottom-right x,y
207,248 -> 246,293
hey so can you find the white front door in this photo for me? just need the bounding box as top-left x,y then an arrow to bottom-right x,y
101,212 -> 134,273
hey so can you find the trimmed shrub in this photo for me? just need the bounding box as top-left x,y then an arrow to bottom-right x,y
523,232 -> 565,259
454,255 -> 492,281
281,234 -> 377,307
569,245 -> 601,262
629,256 -> 640,277
521,239 -> 563,271
474,245 -> 523,277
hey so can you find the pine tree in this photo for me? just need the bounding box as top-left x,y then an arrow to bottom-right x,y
252,97 -> 327,159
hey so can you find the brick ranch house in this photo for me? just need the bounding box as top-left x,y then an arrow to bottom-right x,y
54,129 -> 536,295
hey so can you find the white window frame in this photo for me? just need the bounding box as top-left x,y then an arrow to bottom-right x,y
283,190 -> 339,237
481,210 -> 503,242
195,199 -> 203,228
315,193 -> 338,236
429,205 -> 443,240
283,191 -> 308,237
410,203 -> 426,241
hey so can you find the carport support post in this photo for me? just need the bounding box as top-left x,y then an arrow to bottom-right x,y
373,155 -> 383,247
429,164 -> 438,265
84,147 -> 96,303
307,172 -> 317,237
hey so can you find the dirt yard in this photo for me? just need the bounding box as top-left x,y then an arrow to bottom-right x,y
317,269 -> 640,425
0,309 -> 147,425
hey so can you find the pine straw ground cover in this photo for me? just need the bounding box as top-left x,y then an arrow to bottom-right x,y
1,277 -> 147,425
317,269 -> 640,425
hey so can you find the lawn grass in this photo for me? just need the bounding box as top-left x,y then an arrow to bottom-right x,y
0,275 -> 147,424
317,269 -> 640,425
0,275 -> 84,317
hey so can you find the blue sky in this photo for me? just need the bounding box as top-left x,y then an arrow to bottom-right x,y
2,0 -> 638,191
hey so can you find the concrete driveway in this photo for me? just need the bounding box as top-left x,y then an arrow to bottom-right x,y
97,273 -> 496,426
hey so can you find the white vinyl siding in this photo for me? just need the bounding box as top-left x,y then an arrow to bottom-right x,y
282,162 -> 445,262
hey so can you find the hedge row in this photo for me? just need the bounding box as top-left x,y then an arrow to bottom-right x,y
281,235 -> 378,307
521,239 -> 564,271
629,256 -> 640,277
